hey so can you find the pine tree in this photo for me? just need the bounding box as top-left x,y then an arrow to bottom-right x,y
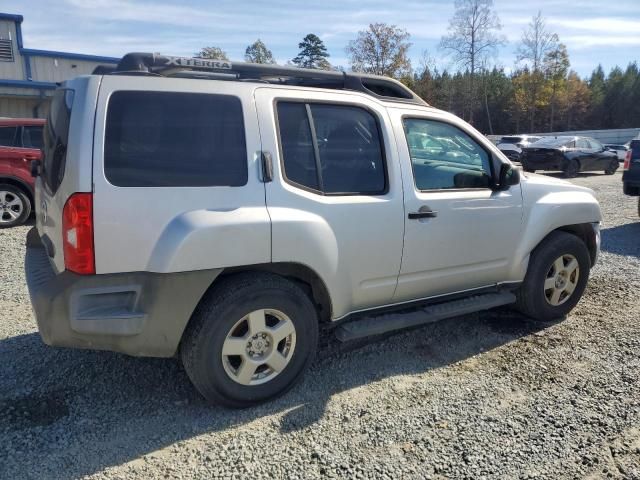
292,34 -> 331,70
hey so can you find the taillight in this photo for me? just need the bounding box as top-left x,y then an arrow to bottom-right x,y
62,193 -> 95,275
623,150 -> 631,170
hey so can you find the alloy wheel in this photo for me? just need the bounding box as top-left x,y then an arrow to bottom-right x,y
221,309 -> 296,386
0,190 -> 24,224
544,254 -> 580,306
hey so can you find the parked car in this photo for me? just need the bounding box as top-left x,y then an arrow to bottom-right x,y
25,53 -> 602,407
520,136 -> 619,178
604,144 -> 629,161
622,139 -> 640,217
0,118 -> 45,227
496,135 -> 542,162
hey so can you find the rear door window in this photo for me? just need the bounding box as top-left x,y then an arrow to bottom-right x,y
276,101 -> 386,195
0,126 -> 17,147
104,91 -> 248,187
22,126 -> 44,149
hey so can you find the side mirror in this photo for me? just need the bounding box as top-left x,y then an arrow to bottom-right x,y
495,163 -> 520,191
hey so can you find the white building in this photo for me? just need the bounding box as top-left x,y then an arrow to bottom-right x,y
0,13 -> 119,118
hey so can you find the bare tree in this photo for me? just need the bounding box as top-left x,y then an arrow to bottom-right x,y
516,11 -> 558,130
440,0 -> 504,123
516,11 -> 557,73
196,47 -> 229,61
346,23 -> 412,78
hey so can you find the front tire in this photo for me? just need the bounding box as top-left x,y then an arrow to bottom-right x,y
516,231 -> 590,322
181,272 -> 319,407
0,184 -> 31,228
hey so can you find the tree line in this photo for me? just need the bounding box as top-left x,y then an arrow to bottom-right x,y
197,0 -> 640,135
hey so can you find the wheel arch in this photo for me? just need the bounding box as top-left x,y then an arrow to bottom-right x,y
554,223 -> 598,266
0,176 -> 34,206
204,262 -> 333,324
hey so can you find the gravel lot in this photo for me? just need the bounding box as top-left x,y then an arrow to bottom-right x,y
1,172 -> 639,480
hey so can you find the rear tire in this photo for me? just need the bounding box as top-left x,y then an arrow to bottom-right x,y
181,272 -> 319,407
563,159 -> 579,178
516,231 -> 590,322
0,184 -> 31,228
604,160 -> 618,175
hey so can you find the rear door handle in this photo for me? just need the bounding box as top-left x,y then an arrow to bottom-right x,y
408,208 -> 438,219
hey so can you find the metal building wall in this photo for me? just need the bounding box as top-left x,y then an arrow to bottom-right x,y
29,56 -> 106,83
0,19 -> 25,80
0,96 -> 41,117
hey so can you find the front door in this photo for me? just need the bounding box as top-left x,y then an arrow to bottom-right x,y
390,111 -> 524,303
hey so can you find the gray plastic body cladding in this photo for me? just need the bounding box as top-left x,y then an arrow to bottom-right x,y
25,236 -> 222,357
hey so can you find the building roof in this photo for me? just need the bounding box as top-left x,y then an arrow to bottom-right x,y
0,12 -> 119,64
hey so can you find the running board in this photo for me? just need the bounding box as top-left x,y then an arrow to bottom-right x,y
335,292 -> 516,342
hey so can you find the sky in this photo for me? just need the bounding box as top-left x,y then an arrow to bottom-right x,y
3,0 -> 639,77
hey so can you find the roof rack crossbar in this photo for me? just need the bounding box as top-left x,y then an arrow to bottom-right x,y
97,52 -> 427,106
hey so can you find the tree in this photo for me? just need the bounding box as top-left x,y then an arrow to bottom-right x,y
543,43 -> 569,131
244,39 -> 275,64
563,72 -> 590,130
345,23 -> 412,78
292,34 -> 331,69
516,11 -> 557,73
196,46 -> 229,61
516,11 -> 558,131
440,0 -> 504,123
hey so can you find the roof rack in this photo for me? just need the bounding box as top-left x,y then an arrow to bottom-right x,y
93,52 -> 428,106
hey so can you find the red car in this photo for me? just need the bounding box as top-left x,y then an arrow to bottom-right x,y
0,118 -> 44,227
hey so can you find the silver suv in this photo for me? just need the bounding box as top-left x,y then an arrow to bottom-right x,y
26,53 -> 602,407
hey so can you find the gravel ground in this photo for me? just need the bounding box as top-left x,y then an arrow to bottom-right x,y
1,171 -> 639,480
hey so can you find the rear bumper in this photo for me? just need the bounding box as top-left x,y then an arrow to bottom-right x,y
25,228 -> 222,357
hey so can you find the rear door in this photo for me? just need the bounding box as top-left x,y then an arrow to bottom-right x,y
0,125 -> 23,176
254,87 -> 405,319
13,125 -> 43,181
92,76 -> 270,274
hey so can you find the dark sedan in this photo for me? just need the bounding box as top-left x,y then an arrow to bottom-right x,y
521,136 -> 619,178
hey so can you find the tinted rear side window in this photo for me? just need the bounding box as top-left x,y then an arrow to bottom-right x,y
105,91 -> 247,187
23,126 -> 44,149
43,89 -> 74,193
277,101 -> 386,195
0,126 -> 17,147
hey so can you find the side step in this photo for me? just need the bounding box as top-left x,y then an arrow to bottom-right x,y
335,292 -> 516,342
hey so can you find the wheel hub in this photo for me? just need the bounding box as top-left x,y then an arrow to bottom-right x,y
246,332 -> 272,358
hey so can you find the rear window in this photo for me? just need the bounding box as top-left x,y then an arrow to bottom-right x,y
104,91 -> 248,187
631,140 -> 640,159
22,125 -> 44,149
43,89 -> 74,193
531,137 -> 574,148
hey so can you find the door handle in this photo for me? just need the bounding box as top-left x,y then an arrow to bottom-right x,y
408,208 -> 438,219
